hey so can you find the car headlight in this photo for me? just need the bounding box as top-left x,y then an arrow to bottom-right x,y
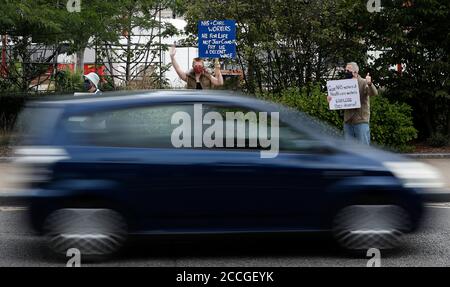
383,161 -> 445,189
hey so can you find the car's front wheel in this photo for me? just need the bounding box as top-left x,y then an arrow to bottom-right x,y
43,208 -> 127,261
332,204 -> 411,251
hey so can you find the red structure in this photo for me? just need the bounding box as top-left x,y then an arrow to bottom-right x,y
44,63 -> 106,77
83,64 -> 106,76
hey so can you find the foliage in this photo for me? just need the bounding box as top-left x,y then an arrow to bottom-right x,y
342,0 -> 450,138
266,86 -> 342,129
426,133 -> 449,148
261,86 -> 417,151
0,0 -> 116,91
181,0 -> 449,142
370,96 -> 418,152
95,0 -> 180,88
54,70 -> 84,93
0,0 -> 182,92
101,76 -> 119,92
182,0 -> 368,94
0,94 -> 28,133
1,0 -> 448,146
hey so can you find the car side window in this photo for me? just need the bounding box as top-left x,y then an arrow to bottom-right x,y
64,105 -> 194,148
277,123 -> 327,153
63,103 -> 327,153
200,104 -> 321,153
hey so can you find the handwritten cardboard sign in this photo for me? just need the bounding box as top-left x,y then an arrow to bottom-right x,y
327,79 -> 361,110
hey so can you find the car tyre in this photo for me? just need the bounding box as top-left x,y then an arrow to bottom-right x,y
43,208 -> 127,261
332,204 -> 411,252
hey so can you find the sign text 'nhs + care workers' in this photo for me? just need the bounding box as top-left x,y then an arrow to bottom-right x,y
198,20 -> 236,59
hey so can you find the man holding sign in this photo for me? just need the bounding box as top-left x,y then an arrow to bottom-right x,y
327,62 -> 378,145
170,19 -> 236,89
170,44 -> 224,89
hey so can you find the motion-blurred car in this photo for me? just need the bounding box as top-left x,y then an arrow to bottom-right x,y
12,90 -> 442,259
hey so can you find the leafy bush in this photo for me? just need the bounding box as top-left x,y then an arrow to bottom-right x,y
370,96 -> 418,152
101,76 -> 117,91
0,78 -> 20,94
426,133 -> 449,147
0,94 -> 28,134
273,86 -> 342,129
54,70 -> 84,93
260,86 -> 418,152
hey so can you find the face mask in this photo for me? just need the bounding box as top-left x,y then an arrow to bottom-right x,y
194,66 -> 204,74
84,80 -> 93,91
344,70 -> 354,79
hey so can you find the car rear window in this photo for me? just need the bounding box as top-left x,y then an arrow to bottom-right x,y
13,106 -> 62,146
63,105 -> 193,148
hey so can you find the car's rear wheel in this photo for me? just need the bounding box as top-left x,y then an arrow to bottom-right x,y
43,208 -> 127,261
332,204 -> 411,251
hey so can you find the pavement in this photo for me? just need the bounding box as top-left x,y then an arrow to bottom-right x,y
0,204 -> 449,266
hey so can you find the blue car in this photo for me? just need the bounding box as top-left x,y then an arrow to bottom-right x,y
12,90 -> 440,259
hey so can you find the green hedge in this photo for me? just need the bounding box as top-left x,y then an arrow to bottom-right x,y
0,94 -> 28,134
260,86 -> 418,152
370,96 -> 418,152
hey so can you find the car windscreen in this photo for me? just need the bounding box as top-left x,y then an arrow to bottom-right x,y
249,100 -> 344,140
281,107 -> 343,139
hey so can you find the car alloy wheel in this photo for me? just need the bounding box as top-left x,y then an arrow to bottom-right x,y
43,208 -> 127,259
332,205 -> 411,250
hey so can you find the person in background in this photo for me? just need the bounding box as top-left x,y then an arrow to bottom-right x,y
328,62 -> 378,145
170,43 -> 224,89
83,72 -> 102,94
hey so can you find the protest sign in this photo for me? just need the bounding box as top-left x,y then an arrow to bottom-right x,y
327,79 -> 361,110
198,20 -> 236,59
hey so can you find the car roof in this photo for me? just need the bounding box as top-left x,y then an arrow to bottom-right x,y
26,90 -> 271,110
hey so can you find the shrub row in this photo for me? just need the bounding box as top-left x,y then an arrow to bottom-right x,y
260,86 -> 418,152
0,94 -> 28,134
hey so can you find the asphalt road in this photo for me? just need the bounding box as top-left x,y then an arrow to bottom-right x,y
0,204 -> 449,267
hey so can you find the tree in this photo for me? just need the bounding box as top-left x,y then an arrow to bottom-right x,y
0,0 -> 68,91
0,0 -> 121,91
181,0 -> 449,140
60,0 -> 122,74
98,0 -> 179,88
0,0 -> 181,91
181,0 -> 368,94
345,0 -> 450,138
